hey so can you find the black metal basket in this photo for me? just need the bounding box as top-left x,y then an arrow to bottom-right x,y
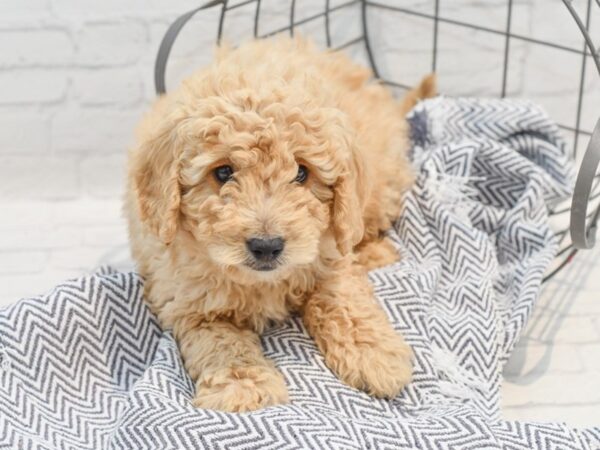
154,0 -> 600,282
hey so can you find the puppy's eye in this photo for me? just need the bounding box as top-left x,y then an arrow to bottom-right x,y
214,165 -> 234,184
294,165 -> 309,184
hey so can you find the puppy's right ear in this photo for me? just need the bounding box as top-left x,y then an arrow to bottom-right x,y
331,148 -> 366,256
131,113 -> 182,245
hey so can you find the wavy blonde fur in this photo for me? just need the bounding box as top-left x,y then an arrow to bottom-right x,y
125,37 -> 435,412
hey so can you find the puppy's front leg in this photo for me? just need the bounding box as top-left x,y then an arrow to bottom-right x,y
302,261 -> 412,398
173,319 -> 288,412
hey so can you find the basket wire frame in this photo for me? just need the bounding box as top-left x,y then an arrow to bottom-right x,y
155,0 -> 600,283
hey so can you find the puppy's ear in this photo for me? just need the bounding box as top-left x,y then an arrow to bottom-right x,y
332,148 -> 366,255
131,114 -> 182,245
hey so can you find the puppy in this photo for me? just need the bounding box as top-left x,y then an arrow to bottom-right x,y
125,37 -> 435,412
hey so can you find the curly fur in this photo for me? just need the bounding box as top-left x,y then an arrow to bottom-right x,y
125,37 -> 435,412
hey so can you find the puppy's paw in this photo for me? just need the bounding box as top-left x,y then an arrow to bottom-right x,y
329,333 -> 413,398
355,238 -> 399,271
192,365 -> 288,412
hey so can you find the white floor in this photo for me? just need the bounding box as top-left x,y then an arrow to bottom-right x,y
0,198 -> 599,428
502,241 -> 600,427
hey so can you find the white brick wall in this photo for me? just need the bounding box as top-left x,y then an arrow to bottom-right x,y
0,156 -> 79,199
0,30 -> 74,67
0,112 -> 50,154
0,0 -> 207,202
0,0 -> 596,201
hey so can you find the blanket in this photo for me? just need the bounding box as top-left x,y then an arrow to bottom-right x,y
1,97 -> 599,449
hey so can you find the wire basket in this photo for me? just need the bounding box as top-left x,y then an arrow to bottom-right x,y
154,0 -> 600,282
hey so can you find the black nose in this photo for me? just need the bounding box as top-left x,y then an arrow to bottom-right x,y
246,237 -> 285,262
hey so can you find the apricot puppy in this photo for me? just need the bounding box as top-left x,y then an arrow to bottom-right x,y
125,37 -> 434,412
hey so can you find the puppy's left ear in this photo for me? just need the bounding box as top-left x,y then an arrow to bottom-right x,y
331,148 -> 367,256
130,104 -> 183,245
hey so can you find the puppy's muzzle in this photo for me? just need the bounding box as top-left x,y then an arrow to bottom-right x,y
246,237 -> 285,271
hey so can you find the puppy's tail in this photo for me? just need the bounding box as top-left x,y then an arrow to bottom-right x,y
399,73 -> 437,116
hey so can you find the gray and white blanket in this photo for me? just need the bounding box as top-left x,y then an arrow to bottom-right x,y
1,97 -> 599,449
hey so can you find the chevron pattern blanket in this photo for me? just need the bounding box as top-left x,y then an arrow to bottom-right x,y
1,97 -> 599,449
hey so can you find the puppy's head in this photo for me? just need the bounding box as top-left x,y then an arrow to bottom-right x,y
132,82 -> 365,282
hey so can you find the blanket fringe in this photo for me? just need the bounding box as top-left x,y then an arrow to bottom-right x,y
424,161 -> 484,222
432,346 -> 487,401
